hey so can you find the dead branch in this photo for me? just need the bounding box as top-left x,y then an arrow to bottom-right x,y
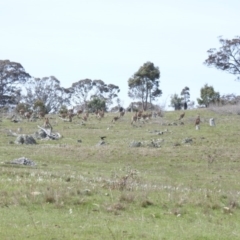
37,125 -> 61,140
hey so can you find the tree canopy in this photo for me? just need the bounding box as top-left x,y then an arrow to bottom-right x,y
204,36 -> 240,80
68,79 -> 93,108
0,60 -> 31,106
87,97 -> 106,112
128,61 -> 162,110
170,94 -> 183,110
169,87 -> 190,110
197,84 -> 220,107
219,94 -> 240,105
91,80 -> 120,106
69,79 -> 120,108
22,76 -> 71,113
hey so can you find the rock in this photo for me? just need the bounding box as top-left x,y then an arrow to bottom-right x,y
182,138 -> 193,144
7,157 -> 37,166
209,118 -> 216,127
33,129 -> 47,139
15,134 -> 37,145
96,140 -> 106,146
147,140 -> 161,148
33,128 -> 61,140
129,141 -> 141,147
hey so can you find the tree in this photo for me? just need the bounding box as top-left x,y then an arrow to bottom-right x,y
109,97 -> 124,112
128,61 -> 162,110
58,105 -> 68,114
23,76 -> 71,113
219,94 -> 240,105
204,36 -> 240,80
0,60 -> 31,106
69,79 -> 120,108
181,86 -> 190,110
33,99 -> 47,113
197,84 -> 220,107
91,80 -> 120,106
15,102 -> 31,113
68,79 -> 93,108
87,97 -> 106,112
170,94 -> 183,110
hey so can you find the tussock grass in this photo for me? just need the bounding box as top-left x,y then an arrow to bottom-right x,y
1,109 -> 240,239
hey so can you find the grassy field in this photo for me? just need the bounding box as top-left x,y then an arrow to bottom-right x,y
1,108 -> 240,240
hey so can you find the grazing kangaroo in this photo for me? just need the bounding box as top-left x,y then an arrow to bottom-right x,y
77,109 -> 83,118
119,109 -> 125,117
179,112 -> 185,120
131,112 -> 138,125
38,111 -> 45,119
24,111 -> 32,121
112,116 -> 120,123
97,109 -> 104,120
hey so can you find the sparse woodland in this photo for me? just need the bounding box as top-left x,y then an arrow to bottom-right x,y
0,36 -> 240,239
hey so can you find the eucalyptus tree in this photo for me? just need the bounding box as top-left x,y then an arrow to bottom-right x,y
204,36 -> 240,80
23,76 -> 71,113
128,61 -> 162,110
68,79 -> 93,108
220,94 -> 240,105
91,80 -> 120,106
87,97 -> 106,112
69,79 -> 120,108
170,94 -> 183,110
197,84 -> 220,107
0,60 -> 31,106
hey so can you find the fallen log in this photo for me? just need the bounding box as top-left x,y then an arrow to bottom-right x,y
37,125 -> 61,140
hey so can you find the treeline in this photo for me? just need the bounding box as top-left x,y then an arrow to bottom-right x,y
1,36 -> 240,113
0,60 -> 120,113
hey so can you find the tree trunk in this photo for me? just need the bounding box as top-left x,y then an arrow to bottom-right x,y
143,83 -> 148,111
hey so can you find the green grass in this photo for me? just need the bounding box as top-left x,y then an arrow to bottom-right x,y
1,109 -> 240,239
